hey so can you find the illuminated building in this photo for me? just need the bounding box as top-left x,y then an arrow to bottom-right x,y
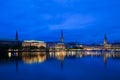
55,43 -> 65,50
83,45 -> 103,50
111,43 -> 120,50
47,42 -> 65,51
55,30 -> 65,50
46,30 -> 65,51
103,34 -> 111,49
22,40 -> 46,48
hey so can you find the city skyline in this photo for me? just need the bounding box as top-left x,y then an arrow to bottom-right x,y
0,0 -> 120,44
0,1 -> 120,80
0,30 -> 118,45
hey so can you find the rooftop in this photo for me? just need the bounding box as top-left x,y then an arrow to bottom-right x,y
24,40 -> 45,43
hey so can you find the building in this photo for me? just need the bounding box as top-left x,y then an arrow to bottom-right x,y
65,42 -> 77,49
60,30 -> 64,43
111,43 -> 120,50
104,34 -> 107,48
0,30 -> 21,48
46,30 -> 65,51
104,34 -> 111,49
22,40 -> 46,48
83,45 -> 104,50
55,43 -> 65,50
55,30 -> 65,50
0,40 -> 20,47
16,30 -> 19,41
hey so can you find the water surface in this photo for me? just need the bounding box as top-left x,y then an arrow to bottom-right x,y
0,51 -> 120,80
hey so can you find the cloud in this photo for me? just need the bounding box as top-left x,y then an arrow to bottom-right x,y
52,0 -> 75,5
50,14 -> 95,30
0,0 -> 120,43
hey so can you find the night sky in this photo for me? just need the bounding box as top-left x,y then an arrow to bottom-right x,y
0,0 -> 120,44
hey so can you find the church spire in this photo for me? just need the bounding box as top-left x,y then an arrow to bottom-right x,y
16,30 -> 18,41
104,34 -> 107,47
60,30 -> 64,43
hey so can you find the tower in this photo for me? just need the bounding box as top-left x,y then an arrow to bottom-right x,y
60,30 -> 64,43
16,30 -> 18,41
104,34 -> 107,48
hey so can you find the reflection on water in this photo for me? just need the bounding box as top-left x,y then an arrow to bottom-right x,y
8,52 -> 12,58
1,50 -> 120,69
0,50 -> 120,80
22,52 -> 46,64
2,50 -> 120,64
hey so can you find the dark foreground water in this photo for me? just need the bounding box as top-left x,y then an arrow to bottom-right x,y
0,51 -> 120,80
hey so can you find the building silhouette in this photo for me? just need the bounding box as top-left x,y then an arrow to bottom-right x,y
16,30 -> 18,41
60,30 -> 64,43
103,34 -> 111,49
0,30 -> 21,48
104,34 -> 107,48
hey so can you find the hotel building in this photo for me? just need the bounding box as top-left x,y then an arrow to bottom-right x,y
22,40 -> 46,48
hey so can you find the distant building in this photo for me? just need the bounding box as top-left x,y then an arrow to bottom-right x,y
104,34 -> 111,49
22,40 -> 46,48
0,30 -> 21,48
111,43 -> 120,50
65,42 -> 77,49
55,43 -> 65,50
83,45 -> 104,50
104,34 -> 107,48
55,30 -> 65,50
60,30 -> 64,43
0,40 -> 20,47
46,42 -> 56,50
16,30 -> 19,41
47,30 -> 65,51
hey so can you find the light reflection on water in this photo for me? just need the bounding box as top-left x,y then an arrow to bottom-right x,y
0,50 -> 120,80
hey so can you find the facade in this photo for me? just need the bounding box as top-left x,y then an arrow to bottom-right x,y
104,44 -> 111,49
111,43 -> 120,50
55,30 -> 65,50
46,30 -> 65,51
55,43 -> 65,50
46,42 -> 56,51
83,45 -> 104,50
22,40 -> 46,48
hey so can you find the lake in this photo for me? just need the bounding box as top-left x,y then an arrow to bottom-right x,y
0,50 -> 120,80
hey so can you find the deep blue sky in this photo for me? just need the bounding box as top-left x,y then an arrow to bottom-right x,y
0,0 -> 120,44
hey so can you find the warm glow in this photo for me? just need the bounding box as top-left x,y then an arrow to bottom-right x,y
22,52 -> 46,64
55,51 -> 66,60
8,52 -> 11,58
